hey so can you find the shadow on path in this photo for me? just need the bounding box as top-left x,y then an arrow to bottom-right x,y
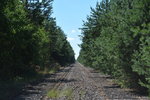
14,67 -> 76,100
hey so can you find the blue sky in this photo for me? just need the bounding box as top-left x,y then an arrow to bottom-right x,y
52,0 -> 101,59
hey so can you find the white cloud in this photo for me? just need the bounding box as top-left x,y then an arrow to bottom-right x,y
71,30 -> 76,33
78,29 -> 81,33
70,29 -> 81,34
67,37 -> 75,41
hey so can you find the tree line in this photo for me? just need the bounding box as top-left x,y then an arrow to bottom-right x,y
78,0 -> 150,94
0,0 -> 75,80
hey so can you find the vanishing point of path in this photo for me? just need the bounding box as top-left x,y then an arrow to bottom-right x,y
15,62 -> 149,100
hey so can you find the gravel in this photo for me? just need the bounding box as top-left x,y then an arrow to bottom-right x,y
14,62 -> 150,100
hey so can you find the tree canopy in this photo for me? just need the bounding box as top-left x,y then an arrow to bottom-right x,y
78,0 -> 150,94
0,0 -> 75,80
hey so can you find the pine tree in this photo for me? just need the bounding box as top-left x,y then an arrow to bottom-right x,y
78,0 -> 150,94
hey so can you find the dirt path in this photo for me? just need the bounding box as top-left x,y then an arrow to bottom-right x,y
14,62 -> 149,100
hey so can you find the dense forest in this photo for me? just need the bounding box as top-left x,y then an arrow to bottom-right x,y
0,0 -> 75,81
78,0 -> 150,94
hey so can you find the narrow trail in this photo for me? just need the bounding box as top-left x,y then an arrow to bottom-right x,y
15,62 -> 149,100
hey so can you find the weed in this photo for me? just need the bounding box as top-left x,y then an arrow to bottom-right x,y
47,89 -> 60,98
47,88 -> 73,99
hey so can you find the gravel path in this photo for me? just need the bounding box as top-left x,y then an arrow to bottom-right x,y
14,62 -> 149,100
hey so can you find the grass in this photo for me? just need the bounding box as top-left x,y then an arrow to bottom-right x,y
60,88 -> 73,98
39,66 -> 60,75
47,88 -> 73,99
47,89 -> 60,98
0,66 -> 61,100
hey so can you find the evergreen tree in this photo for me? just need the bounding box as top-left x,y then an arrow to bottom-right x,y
78,0 -> 150,94
0,0 -> 75,80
